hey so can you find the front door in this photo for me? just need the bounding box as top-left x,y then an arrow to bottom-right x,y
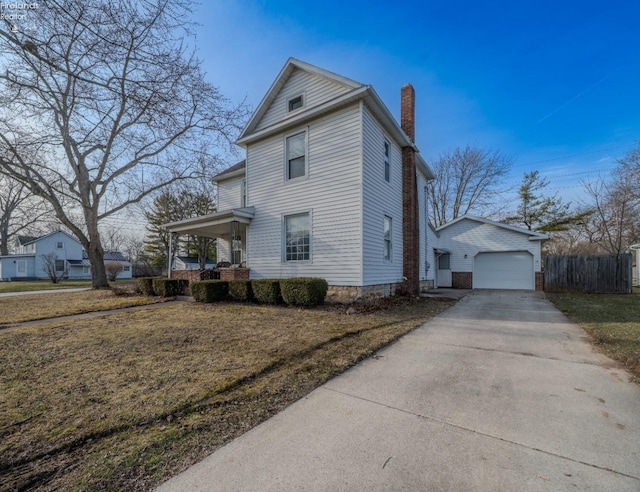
437,253 -> 452,287
16,259 -> 27,278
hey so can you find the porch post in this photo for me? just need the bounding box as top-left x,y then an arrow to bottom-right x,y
167,233 -> 172,278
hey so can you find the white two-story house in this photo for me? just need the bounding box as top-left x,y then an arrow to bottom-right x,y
166,58 -> 437,301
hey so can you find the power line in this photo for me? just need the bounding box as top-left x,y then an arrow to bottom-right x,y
512,142 -> 635,169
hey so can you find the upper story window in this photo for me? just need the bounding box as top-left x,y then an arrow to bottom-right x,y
383,215 -> 392,261
384,141 -> 391,182
241,178 -> 247,207
56,241 -> 64,249
288,94 -> 304,112
286,131 -> 306,180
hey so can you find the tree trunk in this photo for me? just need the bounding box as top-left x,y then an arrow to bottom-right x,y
86,233 -> 109,289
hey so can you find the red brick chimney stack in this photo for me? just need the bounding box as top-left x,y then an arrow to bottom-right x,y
401,83 -> 420,296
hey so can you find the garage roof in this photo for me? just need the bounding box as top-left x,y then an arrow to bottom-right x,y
436,215 -> 549,241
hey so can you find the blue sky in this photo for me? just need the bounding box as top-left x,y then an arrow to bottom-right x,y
192,0 -> 639,208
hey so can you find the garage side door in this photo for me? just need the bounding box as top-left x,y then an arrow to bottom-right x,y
473,251 -> 534,290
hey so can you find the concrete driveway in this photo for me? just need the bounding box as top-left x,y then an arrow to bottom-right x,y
158,290 -> 640,491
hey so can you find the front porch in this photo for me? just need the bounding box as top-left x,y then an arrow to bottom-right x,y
164,207 -> 254,280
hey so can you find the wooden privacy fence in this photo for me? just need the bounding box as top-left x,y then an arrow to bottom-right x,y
544,254 -> 632,294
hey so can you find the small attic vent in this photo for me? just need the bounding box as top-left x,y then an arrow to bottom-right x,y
288,95 -> 303,112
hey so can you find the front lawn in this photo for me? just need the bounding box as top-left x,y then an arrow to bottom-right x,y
547,290 -> 640,380
0,297 -> 455,491
0,289 -> 157,325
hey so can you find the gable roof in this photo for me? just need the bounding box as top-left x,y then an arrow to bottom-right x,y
238,58 -> 363,141
17,235 -> 39,246
82,251 -> 129,262
235,58 -> 434,180
18,230 -> 80,246
213,160 -> 246,183
436,215 -> 549,241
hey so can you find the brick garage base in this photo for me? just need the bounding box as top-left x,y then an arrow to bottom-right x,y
452,271 -> 472,289
536,272 -> 544,291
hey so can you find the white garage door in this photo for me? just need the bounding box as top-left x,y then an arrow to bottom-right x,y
473,251 -> 534,290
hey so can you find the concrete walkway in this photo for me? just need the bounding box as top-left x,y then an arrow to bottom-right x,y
157,290 -> 640,491
0,287 -> 90,298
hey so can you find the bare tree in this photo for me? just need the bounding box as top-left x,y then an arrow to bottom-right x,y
0,177 -> 51,254
427,146 -> 512,226
41,252 -> 67,283
0,1 -> 245,288
582,177 -> 639,256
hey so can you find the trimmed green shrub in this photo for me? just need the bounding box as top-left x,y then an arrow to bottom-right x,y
191,280 -> 229,303
228,279 -> 253,302
251,279 -> 282,304
137,277 -> 158,296
280,277 -> 328,307
152,278 -> 187,297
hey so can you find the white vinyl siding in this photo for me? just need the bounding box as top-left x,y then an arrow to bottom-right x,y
246,104 -> 362,285
217,176 -> 245,210
362,106 -> 403,285
255,69 -> 353,132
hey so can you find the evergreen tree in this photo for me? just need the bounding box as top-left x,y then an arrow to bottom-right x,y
511,171 -> 580,232
144,192 -> 184,267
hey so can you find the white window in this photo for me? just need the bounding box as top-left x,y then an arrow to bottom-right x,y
83,266 -> 90,274
383,215 -> 392,261
56,241 -> 64,249
284,213 -> 310,262
439,253 -> 450,270
55,259 -> 65,272
286,132 -> 306,180
384,141 -> 391,182
241,178 -> 247,207
123,265 -> 131,272
288,94 -> 304,112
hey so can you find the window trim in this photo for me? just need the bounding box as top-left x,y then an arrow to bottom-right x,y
384,140 -> 391,183
284,129 -> 308,181
383,215 -> 393,262
287,93 -> 305,113
56,241 -> 64,249
282,211 -> 312,263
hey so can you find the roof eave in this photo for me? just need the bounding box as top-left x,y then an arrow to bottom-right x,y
213,168 -> 246,183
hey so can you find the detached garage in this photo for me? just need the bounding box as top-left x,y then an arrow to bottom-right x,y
436,216 -> 548,291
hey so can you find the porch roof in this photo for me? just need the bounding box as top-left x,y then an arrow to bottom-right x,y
164,207 -> 255,238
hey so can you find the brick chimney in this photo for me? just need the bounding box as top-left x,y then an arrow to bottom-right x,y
401,83 -> 420,296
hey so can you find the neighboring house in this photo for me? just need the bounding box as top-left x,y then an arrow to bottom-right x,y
173,256 -> 216,271
0,230 -> 132,281
435,216 -> 548,290
166,58 -> 436,301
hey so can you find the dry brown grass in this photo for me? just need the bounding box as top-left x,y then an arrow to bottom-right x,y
0,297 -> 455,491
0,289 -> 156,325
